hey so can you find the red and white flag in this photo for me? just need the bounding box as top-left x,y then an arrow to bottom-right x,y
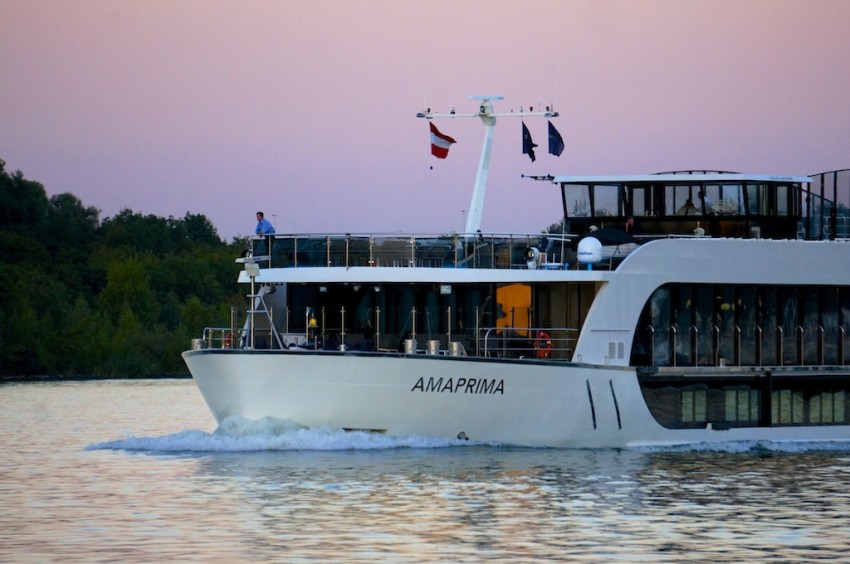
429,122 -> 457,159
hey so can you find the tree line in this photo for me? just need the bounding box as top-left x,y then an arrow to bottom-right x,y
0,159 -> 245,379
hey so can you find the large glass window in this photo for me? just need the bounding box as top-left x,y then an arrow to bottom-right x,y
800,287 -> 820,364
841,288 -> 850,364
758,287 -> 778,365
650,287 -> 671,366
694,286 -> 713,366
809,391 -> 846,424
715,286 -> 736,365
737,286 -> 757,365
716,184 -> 743,215
682,387 -> 707,423
821,288 -> 840,364
700,184 -> 722,215
779,287 -> 798,364
773,389 -> 805,424
668,184 -> 699,216
746,183 -> 765,215
776,184 -> 790,216
672,287 -> 694,366
630,184 -> 649,217
725,387 -> 760,423
591,184 -> 621,217
565,184 -> 591,218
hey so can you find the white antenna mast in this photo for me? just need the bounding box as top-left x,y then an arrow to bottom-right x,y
417,96 -> 559,234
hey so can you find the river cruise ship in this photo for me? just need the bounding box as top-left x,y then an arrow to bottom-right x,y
183,100 -> 850,448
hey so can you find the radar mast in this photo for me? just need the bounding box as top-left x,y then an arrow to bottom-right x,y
417,96 -> 558,234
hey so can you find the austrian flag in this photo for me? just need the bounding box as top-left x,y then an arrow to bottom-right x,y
429,122 -> 457,159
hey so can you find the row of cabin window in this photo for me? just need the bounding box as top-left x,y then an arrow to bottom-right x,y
634,284 -> 850,367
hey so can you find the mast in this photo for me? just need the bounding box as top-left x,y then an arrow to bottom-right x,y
417,96 -> 558,234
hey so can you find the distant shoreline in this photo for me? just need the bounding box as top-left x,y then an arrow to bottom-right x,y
1,375 -> 192,383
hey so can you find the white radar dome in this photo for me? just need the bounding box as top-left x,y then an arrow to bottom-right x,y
577,237 -> 603,264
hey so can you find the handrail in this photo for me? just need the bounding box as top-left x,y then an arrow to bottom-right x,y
481,327 -> 579,360
202,326 -> 238,349
250,231 -> 562,271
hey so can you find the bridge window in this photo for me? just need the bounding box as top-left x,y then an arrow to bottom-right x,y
591,184 -> 621,217
667,184 -> 693,216
747,183 -> 766,215
565,184 -> 591,218
776,184 -> 790,216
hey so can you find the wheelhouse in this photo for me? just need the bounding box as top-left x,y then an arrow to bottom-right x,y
545,169 -> 850,240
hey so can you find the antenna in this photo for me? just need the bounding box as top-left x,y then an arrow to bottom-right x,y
550,61 -> 555,112
416,96 -> 559,234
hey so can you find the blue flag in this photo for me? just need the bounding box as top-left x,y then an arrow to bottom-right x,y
522,122 -> 537,162
548,121 -> 564,157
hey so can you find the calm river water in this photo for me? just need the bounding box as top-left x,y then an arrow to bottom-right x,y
3,379 -> 850,562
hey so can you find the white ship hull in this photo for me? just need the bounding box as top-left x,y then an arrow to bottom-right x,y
184,349 -> 850,448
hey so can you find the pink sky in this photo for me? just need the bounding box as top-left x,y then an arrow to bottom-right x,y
2,0 -> 850,240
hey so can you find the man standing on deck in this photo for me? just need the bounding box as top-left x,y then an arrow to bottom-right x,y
255,211 -> 275,260
255,211 -> 275,236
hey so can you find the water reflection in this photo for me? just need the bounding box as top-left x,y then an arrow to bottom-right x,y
180,448 -> 850,561
3,380 -> 850,562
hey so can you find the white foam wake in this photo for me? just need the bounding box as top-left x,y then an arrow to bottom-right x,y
87,416 -> 850,454
87,416 -> 473,453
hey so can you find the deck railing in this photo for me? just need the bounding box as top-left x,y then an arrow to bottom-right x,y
250,232 -> 574,270
481,327 -> 579,360
194,322 -> 580,362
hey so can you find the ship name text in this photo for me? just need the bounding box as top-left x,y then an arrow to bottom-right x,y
411,376 -> 504,395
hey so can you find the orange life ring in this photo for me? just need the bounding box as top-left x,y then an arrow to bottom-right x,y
534,330 -> 552,359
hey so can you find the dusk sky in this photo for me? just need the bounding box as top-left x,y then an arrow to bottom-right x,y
3,0 -> 850,240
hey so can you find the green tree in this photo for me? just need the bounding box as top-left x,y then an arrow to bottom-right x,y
182,212 -> 222,246
0,159 -> 248,378
98,257 -> 160,325
0,159 -> 48,233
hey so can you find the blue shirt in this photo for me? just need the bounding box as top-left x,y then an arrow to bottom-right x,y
256,218 -> 275,235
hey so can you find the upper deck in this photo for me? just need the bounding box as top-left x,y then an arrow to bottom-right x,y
250,169 -> 850,272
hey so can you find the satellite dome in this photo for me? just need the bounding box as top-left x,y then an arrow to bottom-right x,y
577,237 -> 602,264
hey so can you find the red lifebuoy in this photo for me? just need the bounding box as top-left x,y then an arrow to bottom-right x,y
224,332 -> 233,348
534,330 -> 552,359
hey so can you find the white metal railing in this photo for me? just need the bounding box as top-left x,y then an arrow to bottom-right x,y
481,327 -> 579,360
195,321 -> 581,362
249,232 -> 573,270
